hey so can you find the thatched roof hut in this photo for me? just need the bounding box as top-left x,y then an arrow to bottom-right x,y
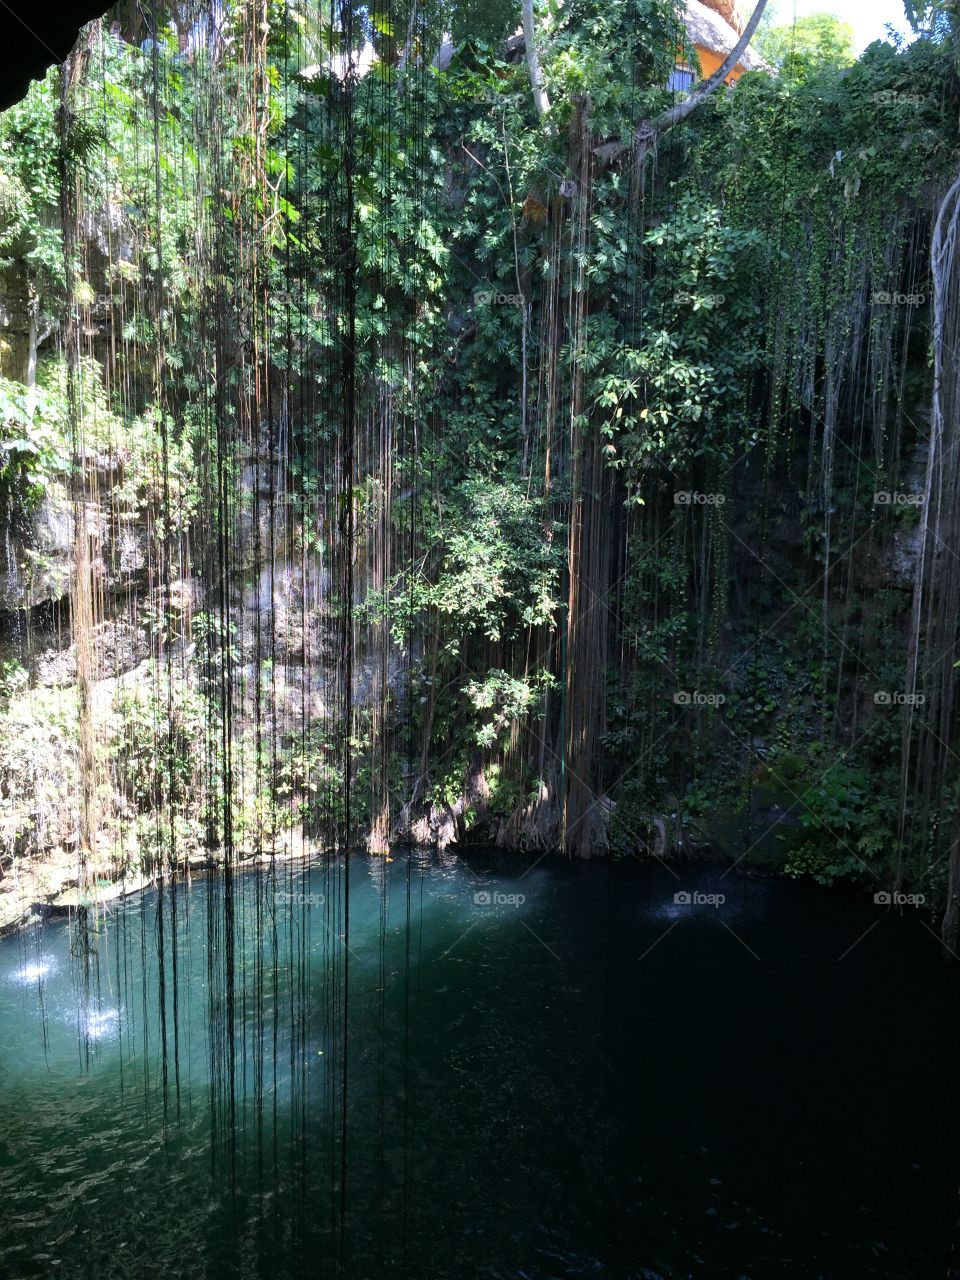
698,0 -> 746,36
682,0 -> 768,76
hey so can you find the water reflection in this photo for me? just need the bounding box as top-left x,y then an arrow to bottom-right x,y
0,853 -> 955,1280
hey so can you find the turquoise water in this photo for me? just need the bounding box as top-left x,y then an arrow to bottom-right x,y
0,852 -> 957,1278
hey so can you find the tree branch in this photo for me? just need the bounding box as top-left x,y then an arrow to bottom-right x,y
653,0 -> 770,134
593,0 -> 770,165
522,0 -> 551,117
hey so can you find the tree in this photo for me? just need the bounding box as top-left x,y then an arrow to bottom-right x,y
522,0 -> 550,116
755,11 -> 856,77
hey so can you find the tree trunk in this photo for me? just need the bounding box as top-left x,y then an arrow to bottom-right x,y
522,0 -> 551,117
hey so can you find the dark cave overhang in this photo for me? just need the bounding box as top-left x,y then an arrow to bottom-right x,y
0,0 -> 109,111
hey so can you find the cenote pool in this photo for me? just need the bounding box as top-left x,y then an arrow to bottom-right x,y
0,852 -> 957,1279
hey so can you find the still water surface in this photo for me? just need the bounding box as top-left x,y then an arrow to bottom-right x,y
0,852 -> 957,1279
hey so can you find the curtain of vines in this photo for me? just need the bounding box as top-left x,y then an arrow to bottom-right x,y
7,5 -> 960,1258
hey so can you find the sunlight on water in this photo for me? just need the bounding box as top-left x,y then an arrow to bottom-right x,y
84,1007 -> 121,1040
10,958 -> 54,984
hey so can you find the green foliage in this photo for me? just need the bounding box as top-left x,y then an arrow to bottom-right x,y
0,661 -> 27,701
0,70 -> 63,299
779,755 -> 897,885
428,476 -> 563,642
192,612 -> 240,698
0,0 -> 955,894
755,12 -> 857,78
591,198 -> 765,476
111,669 -> 207,814
275,722 -> 349,835
0,376 -> 70,506
465,668 -> 557,747
370,474 -> 563,649
0,686 -> 79,858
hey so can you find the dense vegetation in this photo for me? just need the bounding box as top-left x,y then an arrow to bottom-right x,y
1,0 -> 959,946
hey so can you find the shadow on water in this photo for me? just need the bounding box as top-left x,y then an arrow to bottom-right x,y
0,851 -> 957,1279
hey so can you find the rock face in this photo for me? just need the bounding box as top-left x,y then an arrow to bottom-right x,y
0,486 -> 72,609
0,454 -> 155,614
34,619 -> 149,686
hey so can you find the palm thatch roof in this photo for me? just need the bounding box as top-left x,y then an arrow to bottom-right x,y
698,0 -> 745,35
684,0 -> 767,72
